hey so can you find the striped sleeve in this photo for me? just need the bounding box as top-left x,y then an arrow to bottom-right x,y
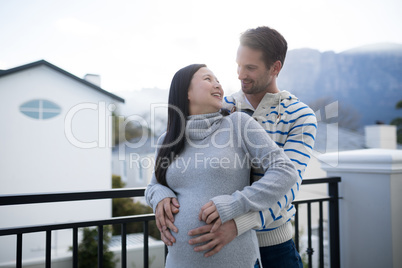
283,106 -> 317,179
234,103 -> 317,235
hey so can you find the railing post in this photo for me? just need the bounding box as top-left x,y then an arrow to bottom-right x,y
294,204 -> 299,252
319,201 -> 324,268
121,223 -> 127,268
46,230 -> 51,268
98,225 -> 103,268
73,227 -> 78,268
328,180 -> 340,268
17,233 -> 22,268
144,221 -> 149,268
306,203 -> 313,268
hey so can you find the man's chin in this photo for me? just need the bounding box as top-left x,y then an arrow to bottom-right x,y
241,87 -> 254,94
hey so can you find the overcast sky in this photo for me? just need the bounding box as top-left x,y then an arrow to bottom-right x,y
1,0 -> 401,95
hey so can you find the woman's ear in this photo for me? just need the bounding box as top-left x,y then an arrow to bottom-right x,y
188,89 -> 192,102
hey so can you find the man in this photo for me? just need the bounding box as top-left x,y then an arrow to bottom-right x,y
156,26 -> 317,267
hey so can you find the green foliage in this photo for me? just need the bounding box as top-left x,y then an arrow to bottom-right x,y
112,175 -> 160,239
111,111 -> 152,146
75,226 -> 115,268
112,174 -> 125,188
396,100 -> 402,109
390,100 -> 402,144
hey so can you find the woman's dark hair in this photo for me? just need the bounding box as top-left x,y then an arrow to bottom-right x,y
240,26 -> 288,70
154,64 -> 206,187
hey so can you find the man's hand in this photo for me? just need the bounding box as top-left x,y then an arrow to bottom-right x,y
155,197 -> 180,246
188,219 -> 238,257
199,201 -> 222,232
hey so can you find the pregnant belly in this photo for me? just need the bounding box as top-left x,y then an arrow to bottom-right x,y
168,196 -> 210,254
172,202 -> 205,241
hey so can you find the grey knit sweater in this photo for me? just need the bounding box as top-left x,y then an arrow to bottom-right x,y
145,112 -> 298,268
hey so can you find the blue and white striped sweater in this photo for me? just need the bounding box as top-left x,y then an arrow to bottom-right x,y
223,90 -> 317,246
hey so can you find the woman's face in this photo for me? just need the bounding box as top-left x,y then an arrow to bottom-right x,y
188,67 -> 223,115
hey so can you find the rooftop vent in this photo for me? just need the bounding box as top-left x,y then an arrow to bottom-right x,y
84,74 -> 101,87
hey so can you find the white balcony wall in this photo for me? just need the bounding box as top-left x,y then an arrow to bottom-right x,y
319,149 -> 402,268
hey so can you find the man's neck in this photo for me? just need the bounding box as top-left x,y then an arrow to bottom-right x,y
245,87 -> 280,109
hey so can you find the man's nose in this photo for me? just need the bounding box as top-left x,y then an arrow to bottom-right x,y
237,67 -> 246,80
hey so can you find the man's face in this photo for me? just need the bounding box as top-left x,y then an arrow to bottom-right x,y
236,45 -> 273,95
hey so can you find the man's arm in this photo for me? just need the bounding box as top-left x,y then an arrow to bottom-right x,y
208,112 -> 299,224
234,105 -> 317,236
188,220 -> 238,257
189,106 -> 317,256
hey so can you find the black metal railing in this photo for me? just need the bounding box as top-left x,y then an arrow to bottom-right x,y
0,177 -> 341,268
0,188 -> 155,268
294,176 -> 341,268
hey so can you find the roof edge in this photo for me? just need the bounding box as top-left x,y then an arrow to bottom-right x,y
0,60 -> 125,103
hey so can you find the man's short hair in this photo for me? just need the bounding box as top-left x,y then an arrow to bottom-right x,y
240,26 -> 288,69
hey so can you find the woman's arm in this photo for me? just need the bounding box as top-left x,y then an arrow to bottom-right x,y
144,133 -> 179,245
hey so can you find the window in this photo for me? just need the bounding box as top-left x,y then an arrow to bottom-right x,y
20,99 -> 61,120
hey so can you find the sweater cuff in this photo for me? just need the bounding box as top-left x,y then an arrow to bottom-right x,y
234,211 -> 262,236
149,186 -> 176,212
211,195 -> 244,224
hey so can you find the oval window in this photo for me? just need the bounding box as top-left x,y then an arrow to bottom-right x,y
20,99 -> 61,120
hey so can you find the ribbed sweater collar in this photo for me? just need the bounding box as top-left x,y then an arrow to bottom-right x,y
186,112 -> 223,140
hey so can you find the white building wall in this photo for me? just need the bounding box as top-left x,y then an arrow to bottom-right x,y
365,124 -> 397,149
112,150 -> 155,189
0,65 -> 119,263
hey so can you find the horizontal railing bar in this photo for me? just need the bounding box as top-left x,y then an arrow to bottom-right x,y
301,177 -> 341,185
0,188 -> 146,206
0,178 -> 341,207
293,196 -> 333,204
0,214 -> 155,236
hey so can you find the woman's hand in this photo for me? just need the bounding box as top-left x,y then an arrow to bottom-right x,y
199,201 -> 222,232
155,197 -> 180,246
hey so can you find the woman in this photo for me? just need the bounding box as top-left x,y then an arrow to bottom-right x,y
145,64 -> 297,267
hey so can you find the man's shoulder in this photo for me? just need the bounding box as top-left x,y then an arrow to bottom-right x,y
281,92 -> 315,114
223,91 -> 243,110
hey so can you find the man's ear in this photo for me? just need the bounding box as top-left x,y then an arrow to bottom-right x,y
272,60 -> 282,76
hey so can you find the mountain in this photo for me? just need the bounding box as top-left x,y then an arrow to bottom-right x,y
117,43 -> 402,133
278,43 -> 402,130
116,88 -> 169,136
